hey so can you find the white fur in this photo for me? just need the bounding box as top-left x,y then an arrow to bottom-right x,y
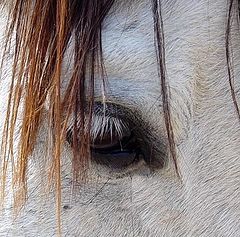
1,0 -> 240,236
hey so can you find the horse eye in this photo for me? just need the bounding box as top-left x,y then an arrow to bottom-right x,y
66,102 -> 152,169
66,122 -> 145,169
66,102 -> 148,170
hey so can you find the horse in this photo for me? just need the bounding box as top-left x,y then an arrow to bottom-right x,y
1,0 -> 240,236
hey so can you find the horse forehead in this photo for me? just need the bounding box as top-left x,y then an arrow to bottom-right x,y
102,0 -> 230,91
2,1 -> 240,236
102,0 -> 238,141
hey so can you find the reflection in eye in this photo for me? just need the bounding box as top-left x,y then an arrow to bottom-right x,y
92,131 -> 145,169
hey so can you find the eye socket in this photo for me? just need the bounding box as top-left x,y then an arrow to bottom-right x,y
66,102 -> 149,170
66,121 -> 146,169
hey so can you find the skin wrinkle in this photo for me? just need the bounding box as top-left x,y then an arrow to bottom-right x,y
1,0 -> 240,236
